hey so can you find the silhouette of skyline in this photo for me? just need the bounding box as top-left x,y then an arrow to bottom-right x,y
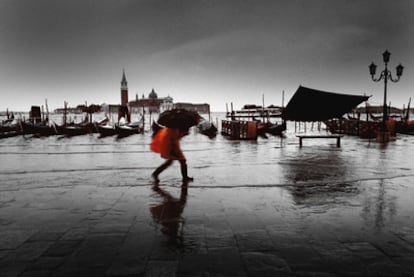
1,0 -> 413,112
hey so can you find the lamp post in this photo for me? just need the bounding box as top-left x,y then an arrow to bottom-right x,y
369,50 -> 404,142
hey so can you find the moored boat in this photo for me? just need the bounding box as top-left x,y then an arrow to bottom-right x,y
197,119 -> 218,138
20,120 -> 57,137
0,118 -> 20,133
96,124 -> 117,137
394,119 -> 414,135
55,123 -> 95,137
0,118 -> 22,139
223,102 -> 285,140
115,121 -> 144,138
264,121 -> 287,136
324,117 -> 383,139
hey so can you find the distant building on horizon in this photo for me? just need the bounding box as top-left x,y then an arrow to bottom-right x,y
54,107 -> 84,114
128,88 -> 173,114
173,102 -> 210,114
102,70 -> 211,119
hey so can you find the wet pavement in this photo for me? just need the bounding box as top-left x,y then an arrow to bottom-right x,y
1,122 -> 414,276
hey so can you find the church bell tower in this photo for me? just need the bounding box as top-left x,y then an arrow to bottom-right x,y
120,69 -> 128,106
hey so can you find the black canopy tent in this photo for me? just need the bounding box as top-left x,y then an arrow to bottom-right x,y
282,86 -> 371,122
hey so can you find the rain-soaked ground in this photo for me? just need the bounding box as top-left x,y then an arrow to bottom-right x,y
1,118 -> 414,276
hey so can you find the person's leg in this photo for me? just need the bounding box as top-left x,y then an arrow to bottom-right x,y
152,159 -> 173,181
179,160 -> 193,181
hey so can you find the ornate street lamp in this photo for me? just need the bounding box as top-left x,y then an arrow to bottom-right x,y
369,50 -> 404,142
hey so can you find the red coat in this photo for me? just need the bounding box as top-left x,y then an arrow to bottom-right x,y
150,128 -> 185,160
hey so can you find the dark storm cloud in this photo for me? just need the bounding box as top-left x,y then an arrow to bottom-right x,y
2,0 -> 409,65
0,0 -> 413,111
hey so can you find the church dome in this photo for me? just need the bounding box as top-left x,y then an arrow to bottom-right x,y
149,89 -> 158,99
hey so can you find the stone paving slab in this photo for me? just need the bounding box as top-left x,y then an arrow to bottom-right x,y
1,176 -> 414,277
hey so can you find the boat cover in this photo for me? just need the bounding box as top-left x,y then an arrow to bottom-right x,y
282,86 -> 370,121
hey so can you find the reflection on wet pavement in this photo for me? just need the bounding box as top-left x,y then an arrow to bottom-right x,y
150,181 -> 188,240
1,120 -> 414,276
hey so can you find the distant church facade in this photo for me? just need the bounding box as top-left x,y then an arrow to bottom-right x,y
128,89 -> 174,114
103,70 -> 210,118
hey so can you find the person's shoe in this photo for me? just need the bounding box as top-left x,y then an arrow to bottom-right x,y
151,173 -> 160,182
182,176 -> 194,182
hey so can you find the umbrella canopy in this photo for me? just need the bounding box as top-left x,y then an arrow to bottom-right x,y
282,86 -> 371,121
156,109 -> 201,130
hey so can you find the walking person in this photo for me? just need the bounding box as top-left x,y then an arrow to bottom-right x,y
150,127 -> 193,182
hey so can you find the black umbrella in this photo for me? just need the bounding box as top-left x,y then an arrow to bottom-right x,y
156,109 -> 201,131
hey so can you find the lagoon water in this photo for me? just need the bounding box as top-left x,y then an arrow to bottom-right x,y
1,112 -> 414,275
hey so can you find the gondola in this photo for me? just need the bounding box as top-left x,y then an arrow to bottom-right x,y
20,120 -> 57,137
115,120 -> 144,138
96,124 -> 117,138
55,123 -> 95,137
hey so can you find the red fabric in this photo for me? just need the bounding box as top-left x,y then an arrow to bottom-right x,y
150,128 -> 185,160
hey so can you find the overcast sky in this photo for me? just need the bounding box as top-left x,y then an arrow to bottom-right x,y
1,0 -> 413,112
